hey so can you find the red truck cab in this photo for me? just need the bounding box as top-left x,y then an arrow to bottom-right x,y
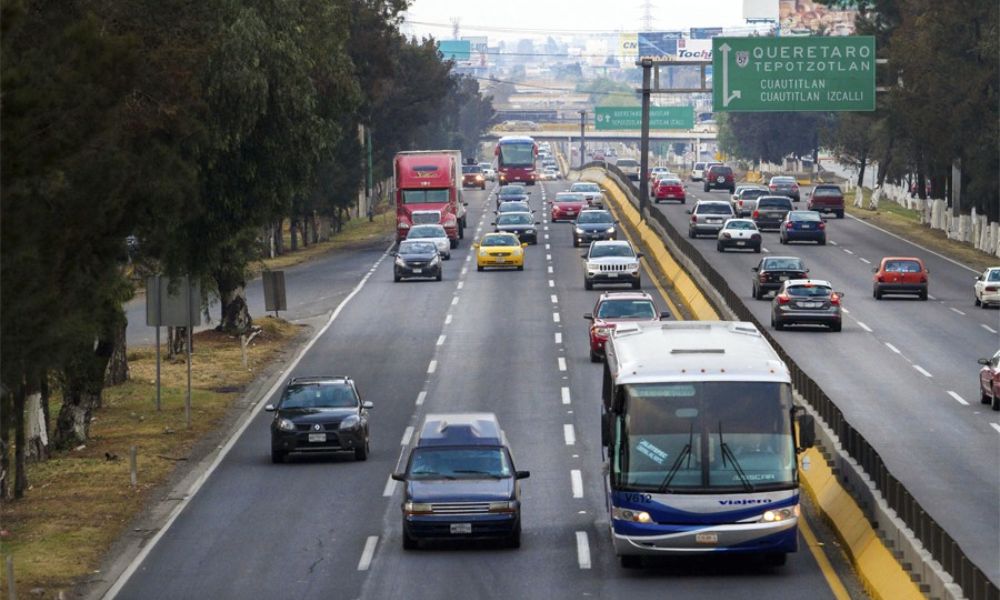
394,151 -> 467,247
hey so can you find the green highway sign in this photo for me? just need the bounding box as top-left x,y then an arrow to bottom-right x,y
712,36 -> 876,112
594,106 -> 694,130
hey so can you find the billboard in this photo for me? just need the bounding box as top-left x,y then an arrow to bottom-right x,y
638,31 -> 683,59
779,0 -> 857,36
690,27 -> 723,39
462,36 -> 488,53
675,39 -> 712,62
619,33 -> 638,57
743,0 -> 779,21
437,40 -> 472,61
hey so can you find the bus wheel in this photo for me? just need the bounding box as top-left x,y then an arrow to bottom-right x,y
764,552 -> 787,567
619,554 -> 642,569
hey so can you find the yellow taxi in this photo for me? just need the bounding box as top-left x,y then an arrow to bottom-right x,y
474,233 -> 527,271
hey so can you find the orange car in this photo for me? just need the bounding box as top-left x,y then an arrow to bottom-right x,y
872,257 -> 928,300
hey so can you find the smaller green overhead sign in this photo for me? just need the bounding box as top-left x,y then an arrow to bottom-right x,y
594,106 -> 694,130
437,40 -> 472,61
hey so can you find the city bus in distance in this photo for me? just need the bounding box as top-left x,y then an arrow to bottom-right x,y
601,321 -> 815,569
495,136 -> 538,185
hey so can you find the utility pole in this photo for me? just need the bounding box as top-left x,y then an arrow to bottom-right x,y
579,110 -> 586,168
638,59 -> 652,219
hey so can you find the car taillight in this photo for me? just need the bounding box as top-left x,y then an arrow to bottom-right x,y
752,210 -> 760,219
785,222 -> 793,229
776,293 -> 791,305
830,293 -> 841,306
691,215 -> 698,222
876,275 -> 884,282
818,222 -> 825,229
920,276 -> 928,283
985,285 -> 999,292
769,184 -> 777,190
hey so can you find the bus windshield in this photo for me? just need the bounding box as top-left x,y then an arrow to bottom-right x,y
498,143 -> 535,167
612,381 -> 795,493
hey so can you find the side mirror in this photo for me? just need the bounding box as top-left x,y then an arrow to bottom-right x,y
751,266 -> 759,272
797,414 -> 816,451
583,313 -> 594,320
522,242 -> 529,248
472,243 -> 480,249
685,209 -> 692,214
659,311 -> 671,319
978,358 -> 991,365
463,201 -> 469,206
837,292 -> 846,298
580,253 -> 588,259
362,401 -> 374,409
389,251 -> 397,257
490,222 -> 496,226
804,269 -> 810,273
390,472 -> 406,482
636,253 -> 644,259
615,220 -> 620,224
515,470 -> 531,480
535,221 -> 541,225
871,267 -> 878,273
264,404 -> 276,412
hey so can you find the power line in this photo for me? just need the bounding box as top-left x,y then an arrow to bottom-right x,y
406,17 -> 769,36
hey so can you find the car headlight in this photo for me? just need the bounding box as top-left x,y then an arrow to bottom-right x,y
479,248 -> 488,256
513,248 -> 523,256
574,227 -> 585,234
395,257 -> 407,267
488,501 -> 517,513
277,418 -> 296,432
403,502 -> 433,514
398,222 -> 410,229
339,415 -> 361,430
605,227 -> 615,234
429,255 -> 440,265
612,506 -> 653,523
760,506 -> 799,522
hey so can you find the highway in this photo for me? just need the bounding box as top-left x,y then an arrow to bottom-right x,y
644,178 -> 1000,584
109,182 -> 855,600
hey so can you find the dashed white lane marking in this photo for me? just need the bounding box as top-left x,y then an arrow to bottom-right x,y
561,387 -> 571,405
546,243 -> 551,250
551,294 -> 559,303
950,307 -> 966,316
991,423 -> 1000,435
983,324 -> 998,334
465,255 -> 470,263
427,360 -> 437,374
859,258 -> 871,264
927,294 -> 937,300
885,342 -> 901,354
762,248 -> 770,253
555,332 -> 563,344
416,391 -> 427,405
857,321 -> 872,333
844,249 -> 854,255
547,266 -> 554,274
553,312 -> 561,323
451,296 -> 459,306
401,426 -> 415,446
461,267 -> 468,276
436,335 -> 446,346
912,365 -> 933,378
445,314 -> 453,325
382,476 -> 396,497
946,391 -> 969,406
830,240 -> 838,246
549,279 -> 555,287
558,357 -> 567,371
544,234 -> 550,240
576,532 -> 592,570
546,253 -> 552,261
564,424 -> 576,445
544,226 -> 549,231
457,281 -> 464,289
570,470 -> 584,498
841,308 -> 850,314
357,536 -> 378,571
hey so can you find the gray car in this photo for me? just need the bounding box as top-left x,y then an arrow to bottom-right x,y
687,201 -> 735,238
753,196 -> 794,231
770,279 -> 843,332
768,176 -> 801,202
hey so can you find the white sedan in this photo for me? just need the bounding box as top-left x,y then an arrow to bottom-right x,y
974,267 -> 1000,307
406,224 -> 451,259
717,219 -> 762,253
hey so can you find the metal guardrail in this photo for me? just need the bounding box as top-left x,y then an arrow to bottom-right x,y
581,161 -> 998,600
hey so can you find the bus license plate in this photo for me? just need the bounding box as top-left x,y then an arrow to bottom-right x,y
450,523 -> 472,534
695,532 -> 718,544
308,433 -> 326,443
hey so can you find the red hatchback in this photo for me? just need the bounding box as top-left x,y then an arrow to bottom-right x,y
583,292 -> 669,362
979,350 -> 1000,411
549,192 -> 588,222
873,257 -> 929,300
654,178 -> 686,204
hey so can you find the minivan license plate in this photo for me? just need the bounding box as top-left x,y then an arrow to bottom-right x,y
450,523 -> 472,534
695,532 -> 718,544
308,433 -> 326,443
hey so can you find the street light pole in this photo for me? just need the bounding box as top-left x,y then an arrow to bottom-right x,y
638,59 -> 652,220
579,110 -> 586,168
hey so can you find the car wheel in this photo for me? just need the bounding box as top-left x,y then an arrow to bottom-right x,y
836,210 -> 844,219
449,238 -> 459,249
818,238 -> 826,246
753,285 -> 761,300
271,449 -> 285,464
717,242 -> 725,252
974,295 -> 981,306
830,321 -> 842,332
632,279 -> 641,290
435,270 -> 442,282
874,286 -> 882,300
993,393 -> 1000,411
584,279 -> 593,290
779,236 -> 787,244
354,439 -> 369,461
573,239 -> 579,248
764,552 -> 788,567
402,529 -> 419,550
754,245 -> 762,254
772,316 -> 784,331
393,273 -> 401,283
516,265 -> 524,271
507,522 -> 522,549
919,290 -> 928,301
477,264 -> 484,272
688,229 -> 696,239
981,388 -> 991,404
620,554 -> 642,569
590,349 -> 601,363
703,185 -> 710,193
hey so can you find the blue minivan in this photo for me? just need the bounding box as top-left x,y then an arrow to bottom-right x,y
392,413 -> 530,549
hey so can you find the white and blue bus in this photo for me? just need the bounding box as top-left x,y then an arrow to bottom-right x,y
601,321 -> 816,568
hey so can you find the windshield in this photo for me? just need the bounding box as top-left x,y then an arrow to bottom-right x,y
658,179 -> 681,186
597,300 -> 656,319
590,245 -> 635,258
789,211 -> 821,222
407,447 -> 512,480
696,204 -> 733,215
772,177 -> 796,185
613,382 -> 795,492
617,160 -> 638,167
787,285 -> 832,297
694,162 -> 705,170
482,235 -> 519,247
813,187 -> 841,197
725,221 -> 756,230
498,203 -> 529,213
398,241 -> 436,255
577,211 -> 613,224
402,189 -> 449,204
758,198 -> 792,209
571,183 -> 600,193
462,166 -> 480,174
884,260 -> 922,272
498,142 -> 535,167
988,270 -> 1000,282
555,194 -> 585,203
409,226 -> 445,238
281,384 -> 357,410
499,188 -> 526,198
741,189 -> 767,199
499,214 -> 532,225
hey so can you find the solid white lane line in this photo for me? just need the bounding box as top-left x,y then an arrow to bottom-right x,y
950,307 -> 966,316
555,332 -> 563,344
401,426 -> 415,446
576,532 -> 592,569
382,476 -> 396,497
553,312 -> 561,323
564,424 -> 576,445
547,266 -> 554,274
571,470 -> 584,498
946,391 -> 969,406
445,314 -> 453,325
859,258 -> 871,264
558,357 -> 567,371
357,536 -> 378,571
427,360 -> 437,374
551,294 -> 558,303
416,391 -> 427,405
885,342 -> 901,354
991,423 -> 1000,435
983,324 -> 998,334
912,365 -> 933,378
451,296 -> 459,306
857,321 -> 873,333
549,279 -> 555,287
561,387 -> 571,405
844,249 -> 854,255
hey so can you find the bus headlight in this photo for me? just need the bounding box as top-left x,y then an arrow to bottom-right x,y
612,507 -> 653,524
760,506 -> 798,522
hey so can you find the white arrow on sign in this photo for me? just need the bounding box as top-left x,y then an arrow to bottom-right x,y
719,43 -> 742,107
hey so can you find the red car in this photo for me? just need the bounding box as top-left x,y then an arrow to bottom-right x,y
872,257 -> 928,300
583,292 -> 669,362
979,351 -> 1000,411
653,177 -> 686,204
549,192 -> 588,222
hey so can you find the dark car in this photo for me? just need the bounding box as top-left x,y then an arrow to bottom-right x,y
768,176 -> 801,202
572,209 -> 617,247
978,350 -> 1000,411
703,165 -> 735,193
771,279 -> 843,332
688,200 -> 735,238
462,165 -> 486,190
780,210 -> 827,245
496,201 -> 532,215
392,413 -> 530,549
807,184 -> 844,218
753,196 -> 794,230
493,212 -> 539,244
752,256 -> 809,299
393,240 -> 442,282
266,376 -> 373,463
496,186 -> 529,209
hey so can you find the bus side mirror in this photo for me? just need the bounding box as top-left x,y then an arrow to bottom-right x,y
797,414 -> 816,451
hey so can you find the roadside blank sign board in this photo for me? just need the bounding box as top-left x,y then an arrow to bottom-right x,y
712,36 -> 876,112
145,275 -> 201,327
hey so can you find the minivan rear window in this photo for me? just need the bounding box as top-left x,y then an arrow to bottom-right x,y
813,187 -> 842,197
697,204 -> 734,215
758,198 -> 793,209
884,260 -> 922,272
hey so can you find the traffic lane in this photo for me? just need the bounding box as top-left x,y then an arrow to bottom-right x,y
116,192 -> 492,600
362,193 -> 588,600
123,238 -> 391,347
657,184 -> 1000,581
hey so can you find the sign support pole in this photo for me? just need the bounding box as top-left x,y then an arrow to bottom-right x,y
185,281 -> 192,429
638,59 -> 652,220
579,111 -> 586,167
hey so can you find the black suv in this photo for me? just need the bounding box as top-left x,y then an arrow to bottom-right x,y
703,165 -> 735,193
752,256 -> 809,299
266,376 -> 373,463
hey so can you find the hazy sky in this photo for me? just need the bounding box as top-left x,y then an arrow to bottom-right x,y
405,0 -> 758,40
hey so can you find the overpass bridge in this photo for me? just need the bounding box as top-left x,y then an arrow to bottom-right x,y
481,129 -> 717,143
